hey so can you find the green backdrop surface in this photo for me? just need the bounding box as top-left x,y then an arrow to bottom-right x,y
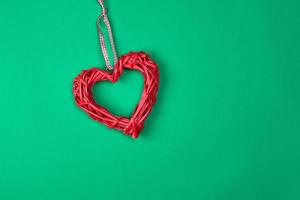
0,0 -> 300,199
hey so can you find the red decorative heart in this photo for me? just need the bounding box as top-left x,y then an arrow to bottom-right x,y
73,52 -> 159,138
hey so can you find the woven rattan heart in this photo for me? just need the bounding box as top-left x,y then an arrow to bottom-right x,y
73,52 -> 159,138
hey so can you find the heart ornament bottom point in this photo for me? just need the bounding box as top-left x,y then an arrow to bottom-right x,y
73,52 -> 159,138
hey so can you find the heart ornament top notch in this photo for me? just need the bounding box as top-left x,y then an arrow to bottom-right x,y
73,52 -> 159,138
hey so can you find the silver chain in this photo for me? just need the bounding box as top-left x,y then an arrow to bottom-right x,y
97,0 -> 118,70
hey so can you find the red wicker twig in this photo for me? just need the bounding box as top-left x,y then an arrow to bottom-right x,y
73,52 -> 159,138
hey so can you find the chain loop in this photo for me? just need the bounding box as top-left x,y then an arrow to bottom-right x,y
97,0 -> 118,70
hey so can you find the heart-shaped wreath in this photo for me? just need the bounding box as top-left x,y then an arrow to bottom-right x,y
73,52 -> 159,138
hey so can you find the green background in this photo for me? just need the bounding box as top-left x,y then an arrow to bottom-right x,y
0,0 -> 299,199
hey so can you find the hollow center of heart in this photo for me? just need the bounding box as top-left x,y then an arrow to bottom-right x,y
93,70 -> 144,117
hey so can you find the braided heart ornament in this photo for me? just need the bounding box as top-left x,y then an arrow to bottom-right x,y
73,52 -> 159,138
